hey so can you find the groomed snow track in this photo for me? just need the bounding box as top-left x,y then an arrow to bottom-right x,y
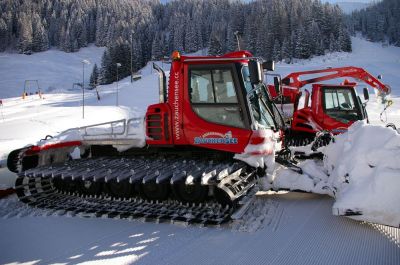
14,157 -> 258,225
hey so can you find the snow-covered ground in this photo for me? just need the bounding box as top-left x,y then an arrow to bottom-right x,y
0,37 -> 399,264
1,192 -> 399,265
0,45 -> 105,98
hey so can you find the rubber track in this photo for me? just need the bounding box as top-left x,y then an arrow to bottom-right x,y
15,157 -> 258,225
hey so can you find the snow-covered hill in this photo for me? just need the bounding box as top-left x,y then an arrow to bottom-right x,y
0,45 -> 105,99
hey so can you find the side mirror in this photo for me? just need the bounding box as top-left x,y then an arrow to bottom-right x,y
249,60 -> 263,85
273,76 -> 281,95
363,87 -> 369,101
262,60 -> 275,71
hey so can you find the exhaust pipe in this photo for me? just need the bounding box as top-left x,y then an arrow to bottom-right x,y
153,63 -> 167,103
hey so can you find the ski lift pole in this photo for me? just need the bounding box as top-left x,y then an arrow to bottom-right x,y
234,31 -> 241,51
95,86 -> 101,101
0,100 -> 4,121
116,63 -> 122,106
82,59 -> 91,119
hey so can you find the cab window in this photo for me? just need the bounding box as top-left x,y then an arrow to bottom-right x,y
323,87 -> 362,123
324,88 -> 356,110
190,68 -> 244,128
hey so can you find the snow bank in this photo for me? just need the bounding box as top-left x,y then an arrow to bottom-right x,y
325,121 -> 400,227
269,121 -> 400,227
267,159 -> 333,195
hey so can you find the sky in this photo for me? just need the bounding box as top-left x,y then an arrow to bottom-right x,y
160,0 -> 375,3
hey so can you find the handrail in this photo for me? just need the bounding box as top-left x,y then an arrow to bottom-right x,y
61,117 -> 142,139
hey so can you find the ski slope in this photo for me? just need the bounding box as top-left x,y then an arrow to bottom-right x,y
0,37 -> 399,264
0,192 -> 399,265
0,45 -> 105,98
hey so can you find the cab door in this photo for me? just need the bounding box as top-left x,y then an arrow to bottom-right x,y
182,64 -> 252,154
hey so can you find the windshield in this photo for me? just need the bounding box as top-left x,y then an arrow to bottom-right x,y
323,88 -> 362,123
241,66 -> 279,129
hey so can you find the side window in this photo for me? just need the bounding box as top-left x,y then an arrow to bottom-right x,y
213,69 -> 238,103
190,68 -> 244,128
325,91 -> 339,110
325,89 -> 355,110
190,70 -> 214,103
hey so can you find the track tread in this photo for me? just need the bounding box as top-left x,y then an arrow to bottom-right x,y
15,156 -> 258,225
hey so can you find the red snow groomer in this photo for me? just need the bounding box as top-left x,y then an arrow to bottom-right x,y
267,67 -> 391,145
8,51 -> 296,225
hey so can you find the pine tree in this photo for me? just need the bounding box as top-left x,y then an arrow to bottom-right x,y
100,49 -> 113,84
255,26 -> 268,58
244,17 -> 257,53
89,63 -> 99,89
209,33 -> 222,56
132,39 -> 143,71
308,21 -> 322,55
349,0 -> 400,46
172,16 -> 184,52
295,27 -> 311,59
17,13 -> 33,54
329,33 -> 340,52
342,30 -> 352,52
151,33 -> 162,60
0,0 -> 354,65
0,18 -> 7,51
184,19 -> 197,53
226,24 -> 238,52
316,39 -> 325,56
272,39 -> 281,61
280,38 -> 291,63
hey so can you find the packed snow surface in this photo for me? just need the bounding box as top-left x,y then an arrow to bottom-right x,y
0,192 -> 399,265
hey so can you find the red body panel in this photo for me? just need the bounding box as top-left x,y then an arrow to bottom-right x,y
145,51 -> 259,154
267,84 -> 299,103
273,66 -> 390,107
146,103 -> 173,145
268,66 -> 390,135
282,66 -> 390,94
26,141 -> 82,155
291,84 -> 357,134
